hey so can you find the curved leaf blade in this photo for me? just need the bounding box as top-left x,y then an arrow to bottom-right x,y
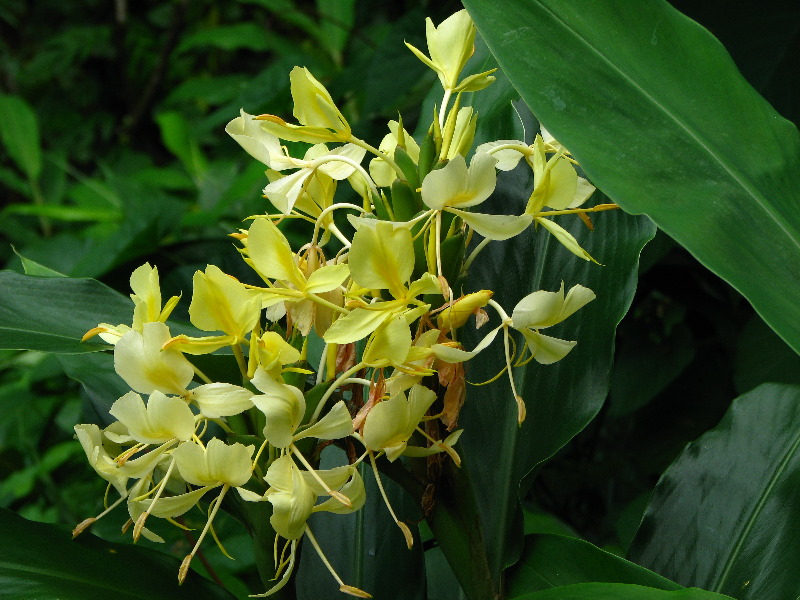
461,185 -> 655,578
0,508 -> 235,600
511,582 -> 734,600
507,534 -> 681,595
463,0 -> 800,354
0,271 -> 132,354
628,383 -> 800,599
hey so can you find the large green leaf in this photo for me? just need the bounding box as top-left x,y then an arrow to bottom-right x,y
412,41 -> 656,595
628,383 -> 800,599
0,508 -> 235,600
0,271 -> 133,353
459,184 -> 655,583
510,583 -> 734,600
462,0 -> 800,354
506,534 -> 680,595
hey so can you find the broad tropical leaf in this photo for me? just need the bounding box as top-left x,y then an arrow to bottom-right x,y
0,508 -> 235,600
629,383 -> 800,599
463,0 -> 800,354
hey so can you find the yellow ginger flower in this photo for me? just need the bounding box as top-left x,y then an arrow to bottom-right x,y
258,67 -> 351,144
225,108 -> 282,167
368,120 -> 420,187
109,390 -> 195,445
114,322 -> 194,396
421,152 -> 531,241
362,384 -> 461,463
323,220 -> 438,346
240,455 -> 369,598
437,290 -> 493,334
165,264 -> 262,355
171,438 -> 256,583
405,9 -> 495,93
511,282 -> 596,365
243,217 -> 350,335
84,263 -> 180,344
250,367 -> 353,449
264,143 -> 367,215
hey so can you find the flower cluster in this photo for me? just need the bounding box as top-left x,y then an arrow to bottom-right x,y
73,9 -> 614,598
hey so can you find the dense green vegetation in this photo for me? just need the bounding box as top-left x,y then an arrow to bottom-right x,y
1,1 -> 799,599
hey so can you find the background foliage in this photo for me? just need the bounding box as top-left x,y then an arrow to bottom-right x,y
1,1 -> 799,599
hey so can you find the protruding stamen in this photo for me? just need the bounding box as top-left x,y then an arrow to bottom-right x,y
179,484 -> 229,584
291,445 -> 352,508
305,526 -> 371,597
133,457 -> 176,542
73,494 -> 127,538
368,450 -> 414,549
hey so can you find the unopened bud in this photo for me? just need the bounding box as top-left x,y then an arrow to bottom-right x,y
437,290 -> 493,333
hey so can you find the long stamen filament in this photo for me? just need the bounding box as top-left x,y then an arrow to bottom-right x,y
133,457 -> 176,541
290,444 -> 352,508
309,364 -> 363,424
178,484 -> 229,584
368,450 -> 413,549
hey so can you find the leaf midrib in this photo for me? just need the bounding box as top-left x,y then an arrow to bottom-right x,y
711,418 -> 800,591
528,1 -> 800,253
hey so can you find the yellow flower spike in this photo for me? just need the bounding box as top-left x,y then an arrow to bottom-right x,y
257,67 -> 351,144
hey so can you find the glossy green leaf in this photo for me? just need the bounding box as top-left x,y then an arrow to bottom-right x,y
629,383 -> 800,599
463,0 -> 800,354
413,42 -> 655,595
0,95 -> 41,181
0,271 -> 133,353
0,508 -> 235,600
460,184 -> 655,582
510,582 -> 734,600
506,534 -> 680,596
58,352 -> 128,424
